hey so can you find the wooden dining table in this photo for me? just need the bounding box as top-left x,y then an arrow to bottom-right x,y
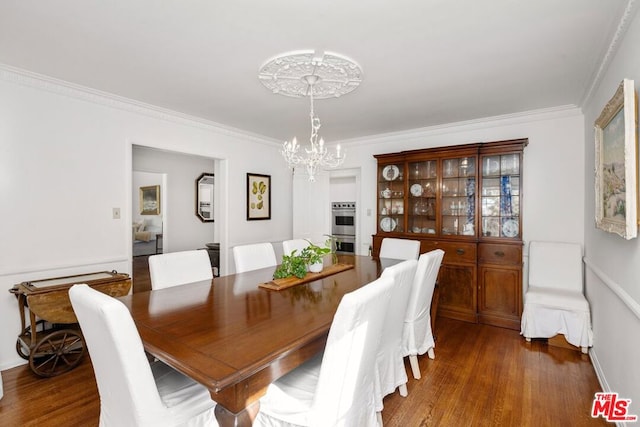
118,254 -> 386,427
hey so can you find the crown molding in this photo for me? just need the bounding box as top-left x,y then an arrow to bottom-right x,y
0,63 -> 281,147
336,105 -> 583,147
581,0 -> 639,106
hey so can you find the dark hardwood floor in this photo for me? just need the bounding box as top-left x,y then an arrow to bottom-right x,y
132,254 -> 152,293
0,256 -> 606,426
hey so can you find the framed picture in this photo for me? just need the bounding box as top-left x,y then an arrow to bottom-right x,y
140,185 -> 161,215
247,173 -> 271,220
594,78 -> 638,239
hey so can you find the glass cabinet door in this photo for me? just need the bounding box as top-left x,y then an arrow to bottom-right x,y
377,163 -> 405,233
407,160 -> 437,235
441,157 -> 476,236
480,153 -> 521,238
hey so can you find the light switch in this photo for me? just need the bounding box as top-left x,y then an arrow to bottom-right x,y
112,208 -> 121,219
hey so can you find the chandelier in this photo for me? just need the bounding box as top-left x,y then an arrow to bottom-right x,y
258,50 -> 363,182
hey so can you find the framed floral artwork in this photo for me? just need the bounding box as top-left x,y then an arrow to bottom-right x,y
247,173 -> 271,220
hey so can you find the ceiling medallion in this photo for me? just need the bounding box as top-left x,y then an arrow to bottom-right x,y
258,50 -> 363,181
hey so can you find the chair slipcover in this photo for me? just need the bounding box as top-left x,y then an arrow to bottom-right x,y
233,243 -> 277,273
148,250 -> 212,290
521,241 -> 593,349
254,275 -> 396,427
375,259 -> 418,411
69,284 -> 217,427
402,249 -> 444,379
379,238 -> 420,261
282,239 -> 311,257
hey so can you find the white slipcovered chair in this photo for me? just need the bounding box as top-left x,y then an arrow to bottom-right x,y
403,249 -> 444,379
232,242 -> 277,273
379,238 -> 420,264
68,284 -> 218,427
148,250 -> 213,290
254,275 -> 396,427
282,239 -> 311,257
375,259 -> 418,414
521,241 -> 593,353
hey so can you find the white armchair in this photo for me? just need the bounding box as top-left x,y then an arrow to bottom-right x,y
282,239 -> 311,257
148,250 -> 213,290
403,249 -> 444,379
521,241 -> 593,353
232,243 -> 277,273
254,275 -> 396,427
375,259 -> 418,413
69,284 -> 217,427
379,238 -> 420,260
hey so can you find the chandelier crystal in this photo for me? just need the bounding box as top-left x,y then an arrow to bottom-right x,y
258,50 -> 363,182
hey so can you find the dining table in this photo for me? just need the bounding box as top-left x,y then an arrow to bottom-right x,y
118,254 -> 387,427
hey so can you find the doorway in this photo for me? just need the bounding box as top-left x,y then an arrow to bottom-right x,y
131,145 -> 220,292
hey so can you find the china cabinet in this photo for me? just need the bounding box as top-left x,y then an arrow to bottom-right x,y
373,139 -> 527,330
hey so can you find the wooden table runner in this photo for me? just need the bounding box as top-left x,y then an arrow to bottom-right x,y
259,263 -> 355,291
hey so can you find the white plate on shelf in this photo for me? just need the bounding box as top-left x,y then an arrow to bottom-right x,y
502,219 -> 519,237
484,159 -> 500,175
410,183 -> 423,197
382,165 -> 400,181
380,217 -> 397,232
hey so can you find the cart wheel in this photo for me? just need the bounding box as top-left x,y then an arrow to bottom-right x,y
29,329 -> 85,377
16,338 -> 30,360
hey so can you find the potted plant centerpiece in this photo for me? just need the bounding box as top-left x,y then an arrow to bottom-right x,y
272,237 -> 338,280
301,240 -> 332,273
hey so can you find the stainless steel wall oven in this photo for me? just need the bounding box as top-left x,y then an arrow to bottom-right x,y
331,202 -> 356,254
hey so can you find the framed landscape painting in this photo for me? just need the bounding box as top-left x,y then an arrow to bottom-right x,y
246,173 -> 271,220
140,185 -> 161,215
594,79 -> 638,239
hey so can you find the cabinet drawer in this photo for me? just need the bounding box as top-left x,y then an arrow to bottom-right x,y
422,241 -> 476,264
478,243 -> 521,265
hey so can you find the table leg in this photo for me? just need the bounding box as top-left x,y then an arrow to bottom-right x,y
214,400 -> 260,427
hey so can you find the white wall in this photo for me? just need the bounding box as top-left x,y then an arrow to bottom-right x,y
0,69 -> 292,370
582,6 -> 640,415
330,176 -> 357,203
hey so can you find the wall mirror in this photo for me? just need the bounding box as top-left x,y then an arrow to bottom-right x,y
196,173 -> 214,222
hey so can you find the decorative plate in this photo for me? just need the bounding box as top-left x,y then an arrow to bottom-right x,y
410,183 -> 423,197
380,217 -> 397,232
382,165 -> 400,181
486,159 -> 500,175
502,219 -> 519,237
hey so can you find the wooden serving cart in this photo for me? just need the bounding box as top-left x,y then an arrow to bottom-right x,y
9,271 -> 131,377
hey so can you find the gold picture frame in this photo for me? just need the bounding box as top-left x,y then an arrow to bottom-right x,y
140,185 -> 161,215
246,173 -> 271,220
594,79 -> 638,239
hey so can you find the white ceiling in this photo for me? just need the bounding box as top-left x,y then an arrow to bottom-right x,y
0,1 -> 633,143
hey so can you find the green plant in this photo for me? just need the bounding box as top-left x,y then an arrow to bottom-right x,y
273,250 -> 308,279
301,240 -> 332,265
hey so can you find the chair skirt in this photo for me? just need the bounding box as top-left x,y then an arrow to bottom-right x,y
521,303 -> 593,348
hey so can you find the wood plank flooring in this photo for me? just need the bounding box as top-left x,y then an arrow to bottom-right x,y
0,256 -> 606,426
